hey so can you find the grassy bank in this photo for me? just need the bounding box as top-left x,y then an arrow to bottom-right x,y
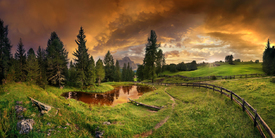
161,62 -> 264,77
0,81 -> 264,137
149,86 -> 261,137
211,78 -> 275,133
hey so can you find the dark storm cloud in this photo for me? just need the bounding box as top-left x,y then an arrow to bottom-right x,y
0,0 -> 275,63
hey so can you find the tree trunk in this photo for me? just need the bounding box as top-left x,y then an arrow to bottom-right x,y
98,78 -> 101,86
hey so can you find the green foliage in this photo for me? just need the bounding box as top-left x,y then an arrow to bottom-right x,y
156,49 -> 164,76
73,27 -> 95,87
136,65 -> 144,81
104,51 -> 115,82
225,55 -> 234,65
262,39 -> 275,75
121,63 -> 134,81
255,60 -> 259,63
36,46 -> 47,89
114,60 -> 121,82
14,38 -> 27,82
143,30 -> 161,83
0,19 -> 12,84
169,64 -> 177,72
96,58 -> 105,86
26,48 -> 39,84
176,62 -> 187,71
46,32 -> 68,88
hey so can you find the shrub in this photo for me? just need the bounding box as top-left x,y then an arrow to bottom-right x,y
210,75 -> 217,80
270,78 -> 275,83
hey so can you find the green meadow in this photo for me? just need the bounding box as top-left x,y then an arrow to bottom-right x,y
161,62 -> 264,77
0,81 -> 266,137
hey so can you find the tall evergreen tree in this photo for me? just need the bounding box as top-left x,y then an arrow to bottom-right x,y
122,63 -> 127,81
104,51 -> 115,81
14,38 -> 27,82
263,39 -> 275,75
143,30 -> 160,83
0,19 -> 12,84
26,48 -> 39,83
73,27 -> 94,87
136,65 -> 144,81
86,56 -> 96,86
68,60 -> 77,86
96,58 -> 105,86
46,32 -> 68,88
156,49 -> 163,76
37,46 -> 47,88
114,60 -> 121,82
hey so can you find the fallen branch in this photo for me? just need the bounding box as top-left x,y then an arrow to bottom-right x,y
28,97 -> 52,114
128,98 -> 162,110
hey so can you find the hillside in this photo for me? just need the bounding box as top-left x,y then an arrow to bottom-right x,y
161,62 -> 264,77
0,82 -> 263,137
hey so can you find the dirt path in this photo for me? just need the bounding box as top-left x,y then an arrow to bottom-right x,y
134,88 -> 175,138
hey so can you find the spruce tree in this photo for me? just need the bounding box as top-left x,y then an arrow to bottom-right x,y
73,27 -> 93,87
104,51 -> 115,81
86,56 -> 96,86
136,65 -> 144,81
0,19 -> 12,84
122,63 -> 127,81
68,60 -> 77,86
14,38 -> 27,82
143,30 -> 160,83
26,48 -> 39,83
114,60 -> 121,82
156,49 -> 163,76
37,46 -> 47,88
46,32 -> 68,88
96,58 -> 105,86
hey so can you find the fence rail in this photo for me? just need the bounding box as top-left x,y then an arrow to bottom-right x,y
137,82 -> 274,138
159,73 -> 267,81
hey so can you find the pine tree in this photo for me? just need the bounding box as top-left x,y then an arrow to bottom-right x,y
14,38 -> 27,82
122,63 -> 127,81
114,60 -> 121,82
86,56 -> 96,86
156,49 -> 163,76
0,19 -> 12,84
37,46 -> 47,88
26,48 -> 39,83
104,51 -> 115,81
73,27 -> 92,87
143,30 -> 160,83
46,32 -> 68,88
136,65 -> 144,81
96,58 -> 105,86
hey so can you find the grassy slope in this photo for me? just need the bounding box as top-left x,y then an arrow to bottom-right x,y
0,82 -> 264,137
161,62 -> 264,77
149,86 -> 260,137
211,78 -> 275,133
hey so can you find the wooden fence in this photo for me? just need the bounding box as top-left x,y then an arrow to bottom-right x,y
159,73 -> 267,81
138,82 -> 274,138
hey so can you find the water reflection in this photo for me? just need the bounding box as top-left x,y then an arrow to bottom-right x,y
61,85 -> 152,106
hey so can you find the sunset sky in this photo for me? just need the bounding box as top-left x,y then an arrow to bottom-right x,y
1,0 -> 275,64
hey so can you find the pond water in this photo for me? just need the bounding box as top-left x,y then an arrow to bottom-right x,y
61,85 -> 153,106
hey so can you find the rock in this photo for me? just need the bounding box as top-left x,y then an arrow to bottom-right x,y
17,119 -> 35,134
16,101 -> 23,105
15,105 -> 27,115
102,122 -> 111,125
95,126 -> 104,138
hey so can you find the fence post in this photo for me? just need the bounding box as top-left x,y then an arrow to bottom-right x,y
231,91 -> 232,100
213,85 -> 214,91
242,99 -> 245,111
254,109 -> 258,127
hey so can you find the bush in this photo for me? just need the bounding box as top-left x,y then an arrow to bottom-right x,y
270,78 -> 275,83
210,75 -> 217,80
255,60 -> 259,63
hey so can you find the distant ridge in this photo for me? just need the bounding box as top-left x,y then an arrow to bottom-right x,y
118,57 -> 138,70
